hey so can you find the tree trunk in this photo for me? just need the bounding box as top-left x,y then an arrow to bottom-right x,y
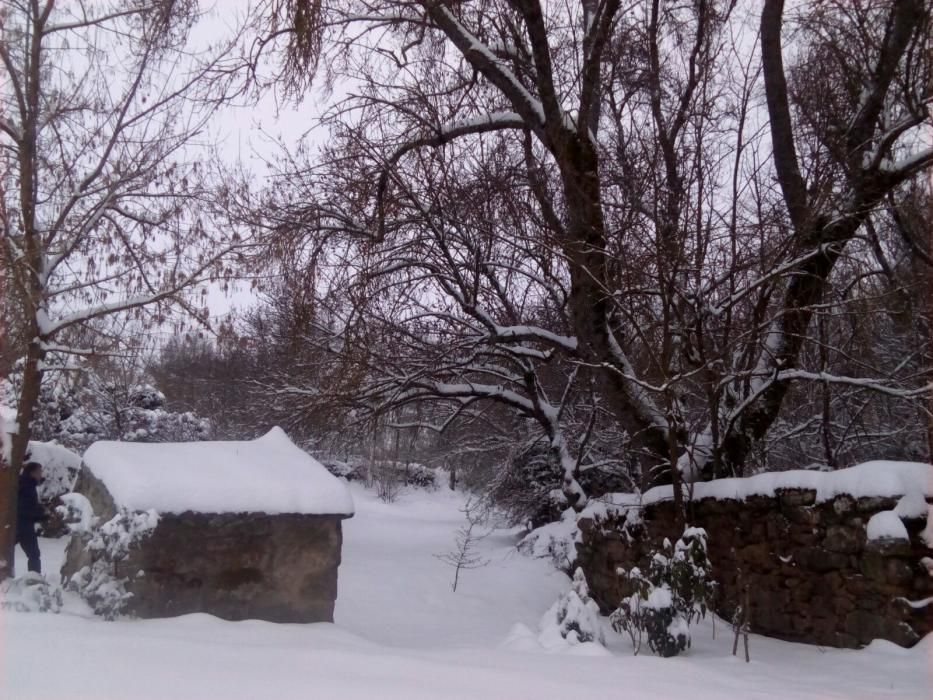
559,138 -> 675,483
0,465 -> 16,580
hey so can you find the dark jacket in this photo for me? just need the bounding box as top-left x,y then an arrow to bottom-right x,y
17,474 -> 46,530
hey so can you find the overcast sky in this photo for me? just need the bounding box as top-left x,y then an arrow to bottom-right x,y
189,1 -> 338,323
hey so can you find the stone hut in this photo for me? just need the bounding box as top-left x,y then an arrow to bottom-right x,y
62,427 -> 354,623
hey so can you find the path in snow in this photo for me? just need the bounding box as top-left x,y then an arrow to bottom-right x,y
3,483 -> 931,699
335,485 -> 567,647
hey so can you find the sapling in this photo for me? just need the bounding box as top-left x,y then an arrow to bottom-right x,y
435,501 -> 490,592
732,563 -> 751,662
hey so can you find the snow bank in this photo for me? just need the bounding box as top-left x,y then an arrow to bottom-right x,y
82,427 -> 354,516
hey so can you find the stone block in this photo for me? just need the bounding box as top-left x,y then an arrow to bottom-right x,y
859,551 -> 887,582
856,496 -> 899,512
796,547 -> 849,572
884,558 -> 914,586
784,506 -> 820,526
845,610 -> 920,647
63,512 -> 347,623
745,494 -> 775,512
823,525 -> 864,554
777,488 -> 817,507
864,538 -> 912,558
832,495 -> 857,518
788,527 -> 821,546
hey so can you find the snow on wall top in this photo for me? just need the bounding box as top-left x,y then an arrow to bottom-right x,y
590,460 -> 933,516
82,427 -> 354,516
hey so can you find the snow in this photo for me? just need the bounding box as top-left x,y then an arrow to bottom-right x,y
58,493 -> 94,532
537,568 -> 605,648
866,511 -> 909,541
894,491 -> 929,519
4,484 -> 931,699
518,507 -> 581,569
921,505 -> 933,548
81,427 -> 354,516
667,615 -> 691,640
0,403 -> 17,464
598,460 -> 933,512
26,441 -> 82,500
645,585 -> 675,610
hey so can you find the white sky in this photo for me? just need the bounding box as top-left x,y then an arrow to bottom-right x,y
188,1 -> 338,324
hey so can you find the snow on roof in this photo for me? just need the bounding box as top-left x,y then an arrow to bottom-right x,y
82,427 -> 354,516
588,460 -> 933,516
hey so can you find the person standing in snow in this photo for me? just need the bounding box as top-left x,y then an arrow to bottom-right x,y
17,461 -> 48,574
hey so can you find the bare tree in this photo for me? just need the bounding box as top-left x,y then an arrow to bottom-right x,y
232,0 -> 931,520
0,0 -> 254,578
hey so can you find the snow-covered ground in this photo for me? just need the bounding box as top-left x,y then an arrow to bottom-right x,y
3,484 -> 930,699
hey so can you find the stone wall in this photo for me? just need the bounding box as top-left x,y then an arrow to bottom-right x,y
576,489 -> 933,648
63,511 -> 345,623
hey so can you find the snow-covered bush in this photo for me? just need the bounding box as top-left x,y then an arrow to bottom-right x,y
57,493 -> 95,533
2,359 -> 210,452
323,458 -> 364,481
610,568 -> 686,657
401,463 -> 438,489
20,441 -> 83,537
540,568 -> 605,647
0,573 -> 63,614
518,508 -> 582,572
66,508 -> 159,619
67,561 -> 133,620
1,357 -> 82,446
26,441 -> 82,502
610,527 -> 715,657
323,457 -> 439,501
59,380 -> 210,448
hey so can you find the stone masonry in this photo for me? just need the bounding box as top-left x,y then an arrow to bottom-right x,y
576,489 -> 933,648
61,468 -> 349,623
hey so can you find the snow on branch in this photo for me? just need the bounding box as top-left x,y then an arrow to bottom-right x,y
426,4 -> 548,129
775,371 -> 933,398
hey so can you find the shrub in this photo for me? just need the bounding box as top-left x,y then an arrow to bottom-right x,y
322,457 -> 439,496
540,568 -> 605,647
0,573 -> 63,613
65,508 -> 159,619
610,527 -> 715,657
